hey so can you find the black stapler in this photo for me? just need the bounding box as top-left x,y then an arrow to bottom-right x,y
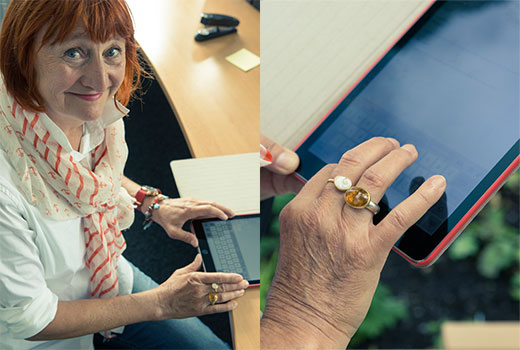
194,13 -> 240,42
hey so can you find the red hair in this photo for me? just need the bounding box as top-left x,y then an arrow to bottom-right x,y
0,0 -> 145,112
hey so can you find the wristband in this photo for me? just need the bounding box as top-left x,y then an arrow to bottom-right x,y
135,185 -> 161,211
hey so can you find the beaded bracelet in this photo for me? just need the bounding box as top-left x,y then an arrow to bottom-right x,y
143,194 -> 169,230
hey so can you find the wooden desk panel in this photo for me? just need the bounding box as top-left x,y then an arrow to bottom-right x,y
127,0 -> 259,158
126,1 -> 260,348
231,287 -> 260,350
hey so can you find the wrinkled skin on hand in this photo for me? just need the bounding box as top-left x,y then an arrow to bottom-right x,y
262,137 -> 446,349
151,197 -> 235,247
155,254 -> 249,319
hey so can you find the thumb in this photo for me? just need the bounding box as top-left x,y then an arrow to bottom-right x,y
261,134 -> 299,175
175,254 -> 203,275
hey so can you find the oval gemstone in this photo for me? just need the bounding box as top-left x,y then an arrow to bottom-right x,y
209,292 -> 218,303
344,186 -> 370,208
334,176 -> 352,191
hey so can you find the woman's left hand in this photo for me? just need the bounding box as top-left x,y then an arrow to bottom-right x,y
151,197 -> 235,247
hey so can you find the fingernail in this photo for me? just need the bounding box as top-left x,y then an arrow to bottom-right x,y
275,151 -> 299,173
260,144 -> 273,167
387,137 -> 400,147
242,280 -> 249,288
239,289 -> 245,295
430,175 -> 446,189
401,144 -> 416,154
231,302 -> 238,309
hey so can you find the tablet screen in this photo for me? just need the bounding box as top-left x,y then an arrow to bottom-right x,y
200,215 -> 260,283
298,0 -> 519,239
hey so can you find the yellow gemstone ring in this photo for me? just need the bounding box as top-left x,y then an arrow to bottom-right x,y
344,186 -> 380,215
209,292 -> 219,305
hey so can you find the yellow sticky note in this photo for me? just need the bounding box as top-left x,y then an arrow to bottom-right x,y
225,48 -> 260,72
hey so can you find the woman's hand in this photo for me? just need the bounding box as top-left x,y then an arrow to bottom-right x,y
261,137 -> 446,349
154,254 -> 249,319
150,197 -> 235,247
261,135 -> 304,200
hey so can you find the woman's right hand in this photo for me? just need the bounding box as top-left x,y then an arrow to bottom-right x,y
154,254 -> 248,319
261,137 -> 446,349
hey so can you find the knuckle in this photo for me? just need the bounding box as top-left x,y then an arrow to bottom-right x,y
322,163 -> 337,172
415,188 -> 432,206
388,208 -> 409,231
361,168 -> 386,189
340,149 -> 363,168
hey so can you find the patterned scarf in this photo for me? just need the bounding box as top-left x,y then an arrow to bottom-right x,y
0,83 -> 134,299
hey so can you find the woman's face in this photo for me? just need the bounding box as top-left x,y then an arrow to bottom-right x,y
34,24 -> 126,127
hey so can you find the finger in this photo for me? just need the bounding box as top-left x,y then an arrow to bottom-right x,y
195,271 -> 244,284
260,169 -> 305,200
204,300 -> 238,314
168,227 -> 198,247
372,175 -> 446,251
197,201 -> 236,218
208,280 -> 249,293
261,134 -> 300,175
216,289 -> 246,303
295,163 -> 336,203
174,254 -> 202,275
324,137 -> 400,207
356,144 -> 418,203
189,205 -> 230,220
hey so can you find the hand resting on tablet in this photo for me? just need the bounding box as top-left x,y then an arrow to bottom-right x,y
261,137 -> 446,349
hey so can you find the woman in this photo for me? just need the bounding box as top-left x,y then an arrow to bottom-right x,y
0,1 -> 247,349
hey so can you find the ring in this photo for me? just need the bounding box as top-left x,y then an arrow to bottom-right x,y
327,176 -> 352,191
209,292 -> 218,305
344,186 -> 380,215
211,283 -> 219,292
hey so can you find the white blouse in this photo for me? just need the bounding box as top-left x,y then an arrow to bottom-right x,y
0,102 -> 134,350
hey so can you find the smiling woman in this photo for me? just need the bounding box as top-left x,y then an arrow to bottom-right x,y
0,1 -> 247,349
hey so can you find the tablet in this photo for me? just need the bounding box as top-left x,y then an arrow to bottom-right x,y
192,214 -> 260,286
295,0 -> 519,267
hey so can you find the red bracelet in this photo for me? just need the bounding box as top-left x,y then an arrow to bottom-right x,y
135,185 -> 161,211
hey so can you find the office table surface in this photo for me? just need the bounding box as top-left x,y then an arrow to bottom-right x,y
127,0 -> 259,158
126,1 -> 260,349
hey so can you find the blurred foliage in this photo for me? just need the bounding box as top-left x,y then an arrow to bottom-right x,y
449,171 -> 519,300
348,284 -> 409,348
424,318 -> 449,349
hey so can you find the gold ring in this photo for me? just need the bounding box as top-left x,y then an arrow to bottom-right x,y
209,292 -> 218,305
327,175 -> 352,191
211,283 -> 219,292
344,186 -> 380,215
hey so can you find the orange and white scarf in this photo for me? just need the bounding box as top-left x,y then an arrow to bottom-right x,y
0,83 -> 134,299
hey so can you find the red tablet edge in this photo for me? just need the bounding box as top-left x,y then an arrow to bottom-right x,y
394,155 -> 520,267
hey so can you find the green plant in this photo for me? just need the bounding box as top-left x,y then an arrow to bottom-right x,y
449,171 -> 519,299
348,284 -> 409,348
260,194 -> 294,312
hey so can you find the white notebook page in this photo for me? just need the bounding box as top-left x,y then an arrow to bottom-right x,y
170,153 -> 259,214
261,0 -> 433,149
